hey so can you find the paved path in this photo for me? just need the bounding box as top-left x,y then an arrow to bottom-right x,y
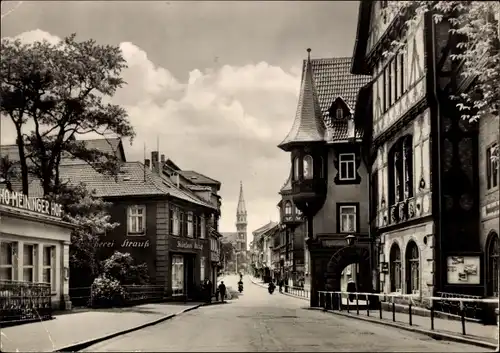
82,275 -> 490,352
0,302 -> 200,352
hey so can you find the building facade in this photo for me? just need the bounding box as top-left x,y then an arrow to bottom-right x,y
0,189 -> 74,311
352,1 -> 499,303
277,50 -> 371,306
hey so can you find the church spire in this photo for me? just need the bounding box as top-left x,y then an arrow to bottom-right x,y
278,48 -> 325,151
237,181 -> 247,216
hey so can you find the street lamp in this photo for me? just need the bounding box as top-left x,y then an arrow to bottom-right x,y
345,234 -> 356,246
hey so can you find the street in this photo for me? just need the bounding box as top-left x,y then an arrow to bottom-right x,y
82,275 -> 489,352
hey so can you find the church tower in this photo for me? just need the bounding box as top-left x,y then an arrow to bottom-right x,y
236,181 -> 248,252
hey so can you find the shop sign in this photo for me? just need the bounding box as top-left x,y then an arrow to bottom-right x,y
96,239 -> 151,248
176,239 -> 203,251
0,188 -> 63,218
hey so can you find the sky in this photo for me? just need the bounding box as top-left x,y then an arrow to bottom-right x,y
0,0 -> 359,240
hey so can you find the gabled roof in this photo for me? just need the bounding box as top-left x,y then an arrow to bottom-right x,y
179,170 -> 221,187
252,221 -> 278,237
279,52 -> 371,148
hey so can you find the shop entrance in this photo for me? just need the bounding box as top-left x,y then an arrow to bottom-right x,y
184,254 -> 196,299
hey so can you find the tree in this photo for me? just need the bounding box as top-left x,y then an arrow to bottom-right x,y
220,241 -> 235,269
0,33 -> 135,196
383,1 -> 499,124
0,155 -> 18,191
44,182 -> 119,281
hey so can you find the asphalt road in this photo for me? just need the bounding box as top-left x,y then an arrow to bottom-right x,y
83,275 -> 489,352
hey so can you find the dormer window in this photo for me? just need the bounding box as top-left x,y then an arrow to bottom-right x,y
336,108 -> 343,120
285,201 -> 292,215
303,155 -> 313,179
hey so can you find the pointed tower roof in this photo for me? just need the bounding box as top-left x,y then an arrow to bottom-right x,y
237,181 -> 246,215
279,170 -> 292,194
278,48 -> 325,151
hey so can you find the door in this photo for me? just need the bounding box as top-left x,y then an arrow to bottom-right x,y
184,255 -> 195,298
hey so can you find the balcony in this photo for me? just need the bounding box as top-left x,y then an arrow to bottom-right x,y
290,178 -> 327,215
389,197 -> 417,225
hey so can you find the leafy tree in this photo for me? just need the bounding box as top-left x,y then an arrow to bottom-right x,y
44,182 -> 119,281
101,251 -> 150,285
0,33 -> 135,195
220,241 -> 235,270
0,155 -> 18,191
383,1 -> 500,123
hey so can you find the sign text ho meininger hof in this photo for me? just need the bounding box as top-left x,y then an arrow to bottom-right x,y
0,188 -> 63,218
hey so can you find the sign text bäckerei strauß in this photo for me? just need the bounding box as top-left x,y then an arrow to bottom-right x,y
0,188 -> 63,218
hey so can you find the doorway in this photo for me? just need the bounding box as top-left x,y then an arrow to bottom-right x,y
184,255 -> 196,299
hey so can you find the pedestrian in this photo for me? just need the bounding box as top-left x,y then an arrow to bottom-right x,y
347,278 -> 356,303
278,279 -> 283,293
218,281 -> 226,303
203,278 -> 212,303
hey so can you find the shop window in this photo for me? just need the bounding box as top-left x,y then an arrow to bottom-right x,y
339,153 -> 356,180
487,232 -> 499,297
169,207 -> 180,236
43,246 -> 56,292
390,243 -> 402,292
200,216 -> 206,239
23,244 -> 37,282
406,241 -> 420,294
339,205 -> 357,233
284,201 -> 292,215
303,155 -> 313,179
486,144 -> 498,189
128,205 -> 146,235
187,212 -> 194,238
172,255 -> 184,296
0,242 -> 17,281
200,257 -> 206,281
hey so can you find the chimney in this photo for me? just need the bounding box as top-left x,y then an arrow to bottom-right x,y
151,151 -> 159,173
145,159 -> 151,168
347,118 -> 355,139
161,154 -> 165,164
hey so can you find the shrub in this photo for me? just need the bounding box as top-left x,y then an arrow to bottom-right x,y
90,275 -> 127,308
101,251 -> 150,285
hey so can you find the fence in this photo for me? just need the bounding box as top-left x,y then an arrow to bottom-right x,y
69,284 -> 165,308
283,285 -> 310,299
0,280 -> 52,325
317,290 -> 498,337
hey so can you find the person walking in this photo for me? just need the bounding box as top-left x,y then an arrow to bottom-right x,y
203,278 -> 212,304
218,281 -> 227,303
347,277 -> 356,303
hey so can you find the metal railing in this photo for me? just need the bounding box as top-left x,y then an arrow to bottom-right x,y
283,285 -> 310,299
317,290 -> 498,337
69,284 -> 165,308
0,280 -> 52,324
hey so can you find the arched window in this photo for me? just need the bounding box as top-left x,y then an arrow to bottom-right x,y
303,155 -> 313,179
388,135 -> 413,206
390,243 -> 402,292
293,157 -> 300,180
406,241 -> 419,294
487,232 -> 499,297
284,201 -> 292,215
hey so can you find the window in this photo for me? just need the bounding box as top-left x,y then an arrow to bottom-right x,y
389,136 -> 413,205
170,207 -> 179,235
23,244 -> 36,282
339,153 -> 356,180
172,255 -> 184,296
371,171 -> 379,218
128,205 -> 146,234
295,206 -> 302,217
200,257 -> 206,281
486,144 -> 498,189
390,244 -> 402,292
303,155 -> 313,179
0,242 -> 16,281
339,205 -> 357,233
406,241 -> 419,294
187,212 -> 194,238
200,216 -> 206,239
179,212 -> 186,236
43,246 -> 56,292
293,158 -> 300,180
285,201 -> 292,215
487,232 -> 499,297
336,108 -> 343,119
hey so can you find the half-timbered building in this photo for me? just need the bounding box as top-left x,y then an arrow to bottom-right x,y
352,0 -> 492,302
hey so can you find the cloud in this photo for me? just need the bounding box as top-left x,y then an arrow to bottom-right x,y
0,30 -> 301,235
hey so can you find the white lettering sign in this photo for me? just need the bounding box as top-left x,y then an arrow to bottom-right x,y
0,188 -> 63,218
177,240 -> 203,250
121,239 -> 150,248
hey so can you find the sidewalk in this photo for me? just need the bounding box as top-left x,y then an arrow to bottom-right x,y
249,277 -> 498,349
0,302 -> 202,352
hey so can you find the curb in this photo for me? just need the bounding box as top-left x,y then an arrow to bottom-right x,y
54,304 -> 202,352
308,307 -> 497,350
